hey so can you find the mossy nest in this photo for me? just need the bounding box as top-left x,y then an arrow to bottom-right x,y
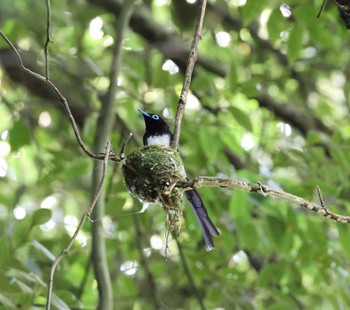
122,145 -> 187,214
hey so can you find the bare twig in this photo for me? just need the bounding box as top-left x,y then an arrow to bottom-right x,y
46,142 -> 112,310
317,0 -> 329,18
120,132 -> 133,154
317,185 -> 327,209
174,236 -> 206,310
178,177 -> 350,223
44,0 -> 52,80
133,214 -> 161,309
171,0 -> 208,149
0,31 -> 125,162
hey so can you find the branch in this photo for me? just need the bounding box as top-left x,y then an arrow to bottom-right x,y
46,142 -> 112,310
0,48 -> 90,127
44,0 -> 52,80
90,2 -> 135,309
88,0 -> 226,77
171,0 -> 207,149
0,31 -> 124,163
174,236 -> 206,310
178,177 -> 350,223
133,214 -> 161,309
332,0 -> 350,28
317,0 -> 329,18
256,93 -> 333,136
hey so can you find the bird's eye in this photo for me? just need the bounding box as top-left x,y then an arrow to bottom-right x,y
152,115 -> 160,120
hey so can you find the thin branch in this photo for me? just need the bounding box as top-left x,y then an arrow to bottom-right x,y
174,236 -> 206,310
44,0 -> 52,80
120,132 -> 133,154
0,31 -> 124,163
171,0 -> 207,149
178,177 -> 350,223
133,214 -> 161,309
317,0 -> 329,18
46,142 -> 112,310
316,185 -> 327,208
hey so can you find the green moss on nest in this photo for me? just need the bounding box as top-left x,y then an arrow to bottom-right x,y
122,145 -> 186,215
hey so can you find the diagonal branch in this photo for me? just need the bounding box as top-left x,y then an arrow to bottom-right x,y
0,31 -> 123,163
46,142 -> 112,310
174,236 -> 206,310
133,214 -> 161,309
178,177 -> 350,223
256,93 -> 333,136
171,0 -> 208,149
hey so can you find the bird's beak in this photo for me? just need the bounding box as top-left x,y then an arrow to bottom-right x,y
138,109 -> 151,118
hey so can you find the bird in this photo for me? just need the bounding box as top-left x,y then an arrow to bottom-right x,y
138,109 -> 220,251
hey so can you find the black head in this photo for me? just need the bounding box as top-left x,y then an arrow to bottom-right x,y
138,109 -> 172,146
138,109 -> 171,134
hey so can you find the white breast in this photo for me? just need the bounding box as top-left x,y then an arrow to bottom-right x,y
147,135 -> 171,147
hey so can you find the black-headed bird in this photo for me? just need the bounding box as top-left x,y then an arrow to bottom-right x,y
138,109 -> 220,251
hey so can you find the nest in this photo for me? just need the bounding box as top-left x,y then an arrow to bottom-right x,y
122,145 -> 187,231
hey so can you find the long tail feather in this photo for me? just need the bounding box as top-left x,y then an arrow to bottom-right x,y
184,189 -> 220,251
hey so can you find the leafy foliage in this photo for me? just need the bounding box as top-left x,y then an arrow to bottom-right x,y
1,0 -> 350,309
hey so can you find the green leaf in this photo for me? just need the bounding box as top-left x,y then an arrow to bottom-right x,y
9,120 -> 31,151
330,147 -> 350,175
64,159 -> 90,179
240,1 -> 266,25
239,223 -> 259,250
32,208 -> 52,226
229,191 -> 249,224
258,263 -> 282,287
265,215 -> 290,250
14,278 -> 33,295
219,128 -> 244,158
267,9 -> 285,43
227,61 -> 238,91
198,127 -> 220,165
305,131 -> 323,145
337,225 -> 350,258
288,24 -> 303,61
0,293 -> 16,308
13,219 -> 32,248
55,290 -> 79,309
51,293 -> 71,310
230,106 -> 253,132
31,240 -> 56,261
295,4 -> 338,48
240,81 -> 259,97
106,192 -> 131,217
0,235 -> 10,271
270,287 -> 301,309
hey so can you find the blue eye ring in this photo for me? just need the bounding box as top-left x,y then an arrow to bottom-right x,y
152,115 -> 160,120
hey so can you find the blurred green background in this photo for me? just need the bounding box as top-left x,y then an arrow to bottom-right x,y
1,0 -> 350,309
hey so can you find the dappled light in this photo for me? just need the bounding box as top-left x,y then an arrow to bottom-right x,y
1,0 -> 350,309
